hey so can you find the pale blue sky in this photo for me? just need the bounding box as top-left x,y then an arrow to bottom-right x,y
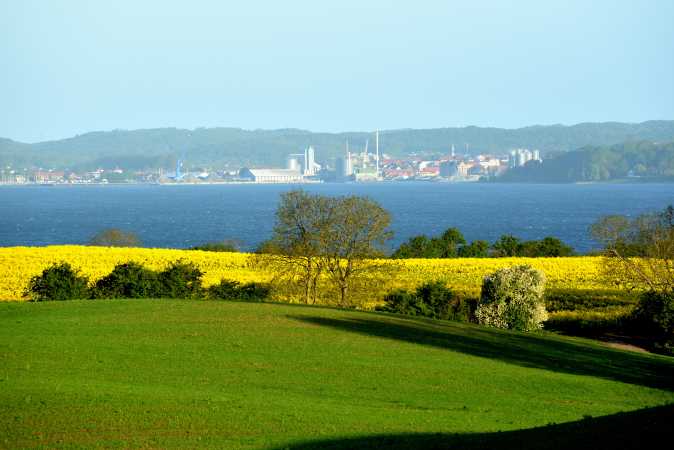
2,0 -> 673,142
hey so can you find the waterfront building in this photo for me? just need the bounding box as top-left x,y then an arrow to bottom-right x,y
286,154 -> 302,171
303,146 -> 321,176
509,148 -> 542,168
238,168 -> 304,183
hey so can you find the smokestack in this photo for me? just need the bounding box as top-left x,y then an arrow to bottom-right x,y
375,130 -> 380,175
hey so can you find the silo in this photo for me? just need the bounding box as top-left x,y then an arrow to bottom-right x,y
286,155 -> 300,171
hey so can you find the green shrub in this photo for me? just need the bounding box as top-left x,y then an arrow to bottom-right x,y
91,262 -> 161,299
208,279 -> 271,301
476,265 -> 547,331
208,279 -> 240,299
237,282 -> 271,301
378,281 -> 473,321
25,262 -> 89,301
378,289 -> 433,317
158,260 -> 204,299
414,281 -> 453,319
632,291 -> 674,353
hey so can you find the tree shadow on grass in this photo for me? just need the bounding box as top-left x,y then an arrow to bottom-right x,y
270,403 -> 674,450
290,314 -> 674,391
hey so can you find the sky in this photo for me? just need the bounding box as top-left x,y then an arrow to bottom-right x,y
1,0 -> 673,143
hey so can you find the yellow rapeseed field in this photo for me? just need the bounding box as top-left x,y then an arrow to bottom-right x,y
0,246 -> 614,302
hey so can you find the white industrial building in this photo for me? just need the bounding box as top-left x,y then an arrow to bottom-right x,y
509,148 -> 542,168
239,145 -> 324,183
238,168 -> 304,183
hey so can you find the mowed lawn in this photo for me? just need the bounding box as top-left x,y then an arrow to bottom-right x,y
1,301 -> 673,449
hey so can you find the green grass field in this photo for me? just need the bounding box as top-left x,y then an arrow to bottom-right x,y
1,300 -> 673,449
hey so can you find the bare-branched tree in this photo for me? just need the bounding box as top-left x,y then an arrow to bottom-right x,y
257,190 -> 393,306
318,195 -> 392,307
590,205 -> 674,293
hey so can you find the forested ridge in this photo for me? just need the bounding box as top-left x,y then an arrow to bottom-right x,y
2,121 -> 674,170
501,140 -> 674,182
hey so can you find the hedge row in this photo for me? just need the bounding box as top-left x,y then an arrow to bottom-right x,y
25,261 -> 270,302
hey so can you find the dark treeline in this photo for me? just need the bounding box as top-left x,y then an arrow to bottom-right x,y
392,228 -> 575,258
500,140 -> 674,182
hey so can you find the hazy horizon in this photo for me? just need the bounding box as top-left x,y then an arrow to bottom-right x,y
3,0 -> 673,143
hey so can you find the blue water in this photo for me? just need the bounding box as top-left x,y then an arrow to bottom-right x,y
1,183 -> 673,253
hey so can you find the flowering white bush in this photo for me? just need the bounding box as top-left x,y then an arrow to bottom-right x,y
476,265 -> 548,331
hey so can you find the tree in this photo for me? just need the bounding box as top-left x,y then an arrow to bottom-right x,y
435,228 -> 466,258
319,195 -> 393,306
392,235 -> 433,258
535,237 -> 575,256
89,228 -> 141,247
492,235 -> 523,257
590,205 -> 674,292
259,191 -> 392,307
458,240 -> 490,258
520,237 -> 575,257
392,228 -> 465,259
591,206 -> 674,353
256,191 -> 331,304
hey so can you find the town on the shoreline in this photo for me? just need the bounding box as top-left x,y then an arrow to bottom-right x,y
0,136 -> 541,185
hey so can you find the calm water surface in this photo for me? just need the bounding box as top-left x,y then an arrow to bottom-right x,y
1,183 -> 673,252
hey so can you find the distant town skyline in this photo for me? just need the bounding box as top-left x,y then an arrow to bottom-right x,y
2,0 -> 673,143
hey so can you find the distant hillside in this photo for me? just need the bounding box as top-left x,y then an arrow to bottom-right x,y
2,121 -> 674,170
500,140 -> 674,182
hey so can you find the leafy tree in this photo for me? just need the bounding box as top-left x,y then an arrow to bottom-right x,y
520,237 -> 575,257
393,228 -> 465,258
25,262 -> 90,301
492,235 -> 523,257
392,235 -> 434,258
394,230 -> 574,259
435,228 -> 466,258
535,237 -> 575,256
89,228 -> 141,247
458,240 -> 490,257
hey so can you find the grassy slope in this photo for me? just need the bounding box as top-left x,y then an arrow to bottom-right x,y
1,300 -> 673,449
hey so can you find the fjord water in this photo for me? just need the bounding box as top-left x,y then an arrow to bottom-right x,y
1,183 -> 673,252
